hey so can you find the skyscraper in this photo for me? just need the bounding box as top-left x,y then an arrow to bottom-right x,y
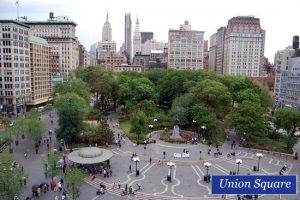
102,11 -> 112,42
141,32 -> 153,44
133,17 -> 141,55
124,13 -> 132,64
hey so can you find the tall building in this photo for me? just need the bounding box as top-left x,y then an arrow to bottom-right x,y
0,20 -> 31,114
274,36 -> 300,107
215,27 -> 226,74
141,32 -> 153,44
124,13 -> 132,64
203,40 -> 209,70
27,36 -> 52,106
208,33 -> 217,71
104,53 -> 125,70
133,18 -> 142,55
168,21 -> 204,70
24,13 -> 79,80
102,11 -> 112,42
222,16 -> 265,77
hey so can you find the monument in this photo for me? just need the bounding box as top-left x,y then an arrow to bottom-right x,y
172,116 -> 181,139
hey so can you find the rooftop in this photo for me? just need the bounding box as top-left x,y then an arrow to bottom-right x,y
23,20 -> 77,26
29,36 -> 48,45
0,20 -> 30,28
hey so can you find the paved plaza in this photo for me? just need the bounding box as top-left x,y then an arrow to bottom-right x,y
3,109 -> 300,200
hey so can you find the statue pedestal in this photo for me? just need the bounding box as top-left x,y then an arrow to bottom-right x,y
172,125 -> 181,139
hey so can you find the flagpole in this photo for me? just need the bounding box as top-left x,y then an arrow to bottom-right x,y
16,1 -> 19,21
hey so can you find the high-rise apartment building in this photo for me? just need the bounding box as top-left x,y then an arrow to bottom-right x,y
24,13 -> 79,80
124,13 -> 132,64
0,20 -> 31,114
27,36 -> 52,106
102,11 -> 112,42
223,16 -> 265,77
133,18 -> 142,55
141,39 -> 165,55
168,21 -> 204,70
210,17 -> 265,76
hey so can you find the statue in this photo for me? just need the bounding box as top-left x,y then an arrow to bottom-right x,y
172,115 -> 181,139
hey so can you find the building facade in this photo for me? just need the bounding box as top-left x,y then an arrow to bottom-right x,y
168,21 -> 204,70
113,64 -> 143,73
96,41 -> 116,64
208,33 -> 217,71
141,39 -> 165,55
24,13 -> 79,80
104,53 -> 125,70
124,13 -> 132,63
27,36 -> 52,106
133,18 -> 142,55
222,16 -> 265,77
0,20 -> 31,114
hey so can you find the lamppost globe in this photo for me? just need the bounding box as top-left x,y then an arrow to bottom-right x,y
256,153 -> 263,171
236,159 -> 242,175
154,118 -> 158,122
204,162 -> 212,175
192,120 -> 197,123
148,124 -> 153,128
201,126 -> 206,129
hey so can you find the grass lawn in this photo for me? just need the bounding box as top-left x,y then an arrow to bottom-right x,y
119,120 -> 146,142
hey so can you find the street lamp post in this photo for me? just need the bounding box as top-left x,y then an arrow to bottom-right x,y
167,161 -> 175,182
256,153 -> 263,171
199,151 -> 202,160
132,156 -> 140,176
192,119 -> 197,138
236,159 -> 242,175
204,162 -> 212,183
148,124 -> 153,140
201,125 -> 206,138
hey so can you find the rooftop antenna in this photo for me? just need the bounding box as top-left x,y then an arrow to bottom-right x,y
15,1 -> 19,21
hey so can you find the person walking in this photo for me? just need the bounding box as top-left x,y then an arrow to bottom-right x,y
129,165 -> 132,173
118,179 -> 121,189
149,157 -> 152,164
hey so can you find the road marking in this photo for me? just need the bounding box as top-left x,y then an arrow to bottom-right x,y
214,163 -> 230,174
269,158 -> 273,164
171,165 -> 183,197
154,178 -> 168,195
90,196 -> 100,200
155,142 -> 201,149
128,163 -> 155,186
212,164 -> 228,174
195,165 -> 204,176
191,165 -> 211,194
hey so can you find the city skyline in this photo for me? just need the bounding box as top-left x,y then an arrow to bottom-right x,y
0,0 -> 299,62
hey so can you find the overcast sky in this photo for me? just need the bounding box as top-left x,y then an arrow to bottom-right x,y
0,0 -> 299,62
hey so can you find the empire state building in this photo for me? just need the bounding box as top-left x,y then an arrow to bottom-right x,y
102,11 -> 112,42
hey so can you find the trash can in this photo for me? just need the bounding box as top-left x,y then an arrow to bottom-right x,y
167,175 -> 171,182
253,166 -> 257,171
136,170 -> 140,176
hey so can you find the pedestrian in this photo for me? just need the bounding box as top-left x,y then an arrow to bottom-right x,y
125,184 -> 128,192
183,148 -> 185,153
118,179 -> 121,189
47,143 -> 50,150
35,148 -> 38,154
58,181 -> 62,192
149,157 -> 152,164
24,152 -> 28,159
60,178 -> 64,186
129,186 -> 133,194
129,165 -> 132,173
55,196 -> 58,200
110,169 -> 112,176
103,169 -> 107,178
112,182 -> 116,189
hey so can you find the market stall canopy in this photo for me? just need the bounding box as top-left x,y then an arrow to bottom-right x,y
67,147 -> 113,165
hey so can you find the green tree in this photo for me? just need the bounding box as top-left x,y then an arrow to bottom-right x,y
230,101 -> 266,137
46,152 -> 60,179
274,108 -> 300,134
55,93 -> 89,144
54,79 -> 90,104
191,79 -> 232,118
236,89 -> 260,104
0,154 -> 24,200
65,168 -> 85,200
26,118 -> 43,144
130,111 -> 147,140
80,122 -> 114,145
1,116 -> 10,126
